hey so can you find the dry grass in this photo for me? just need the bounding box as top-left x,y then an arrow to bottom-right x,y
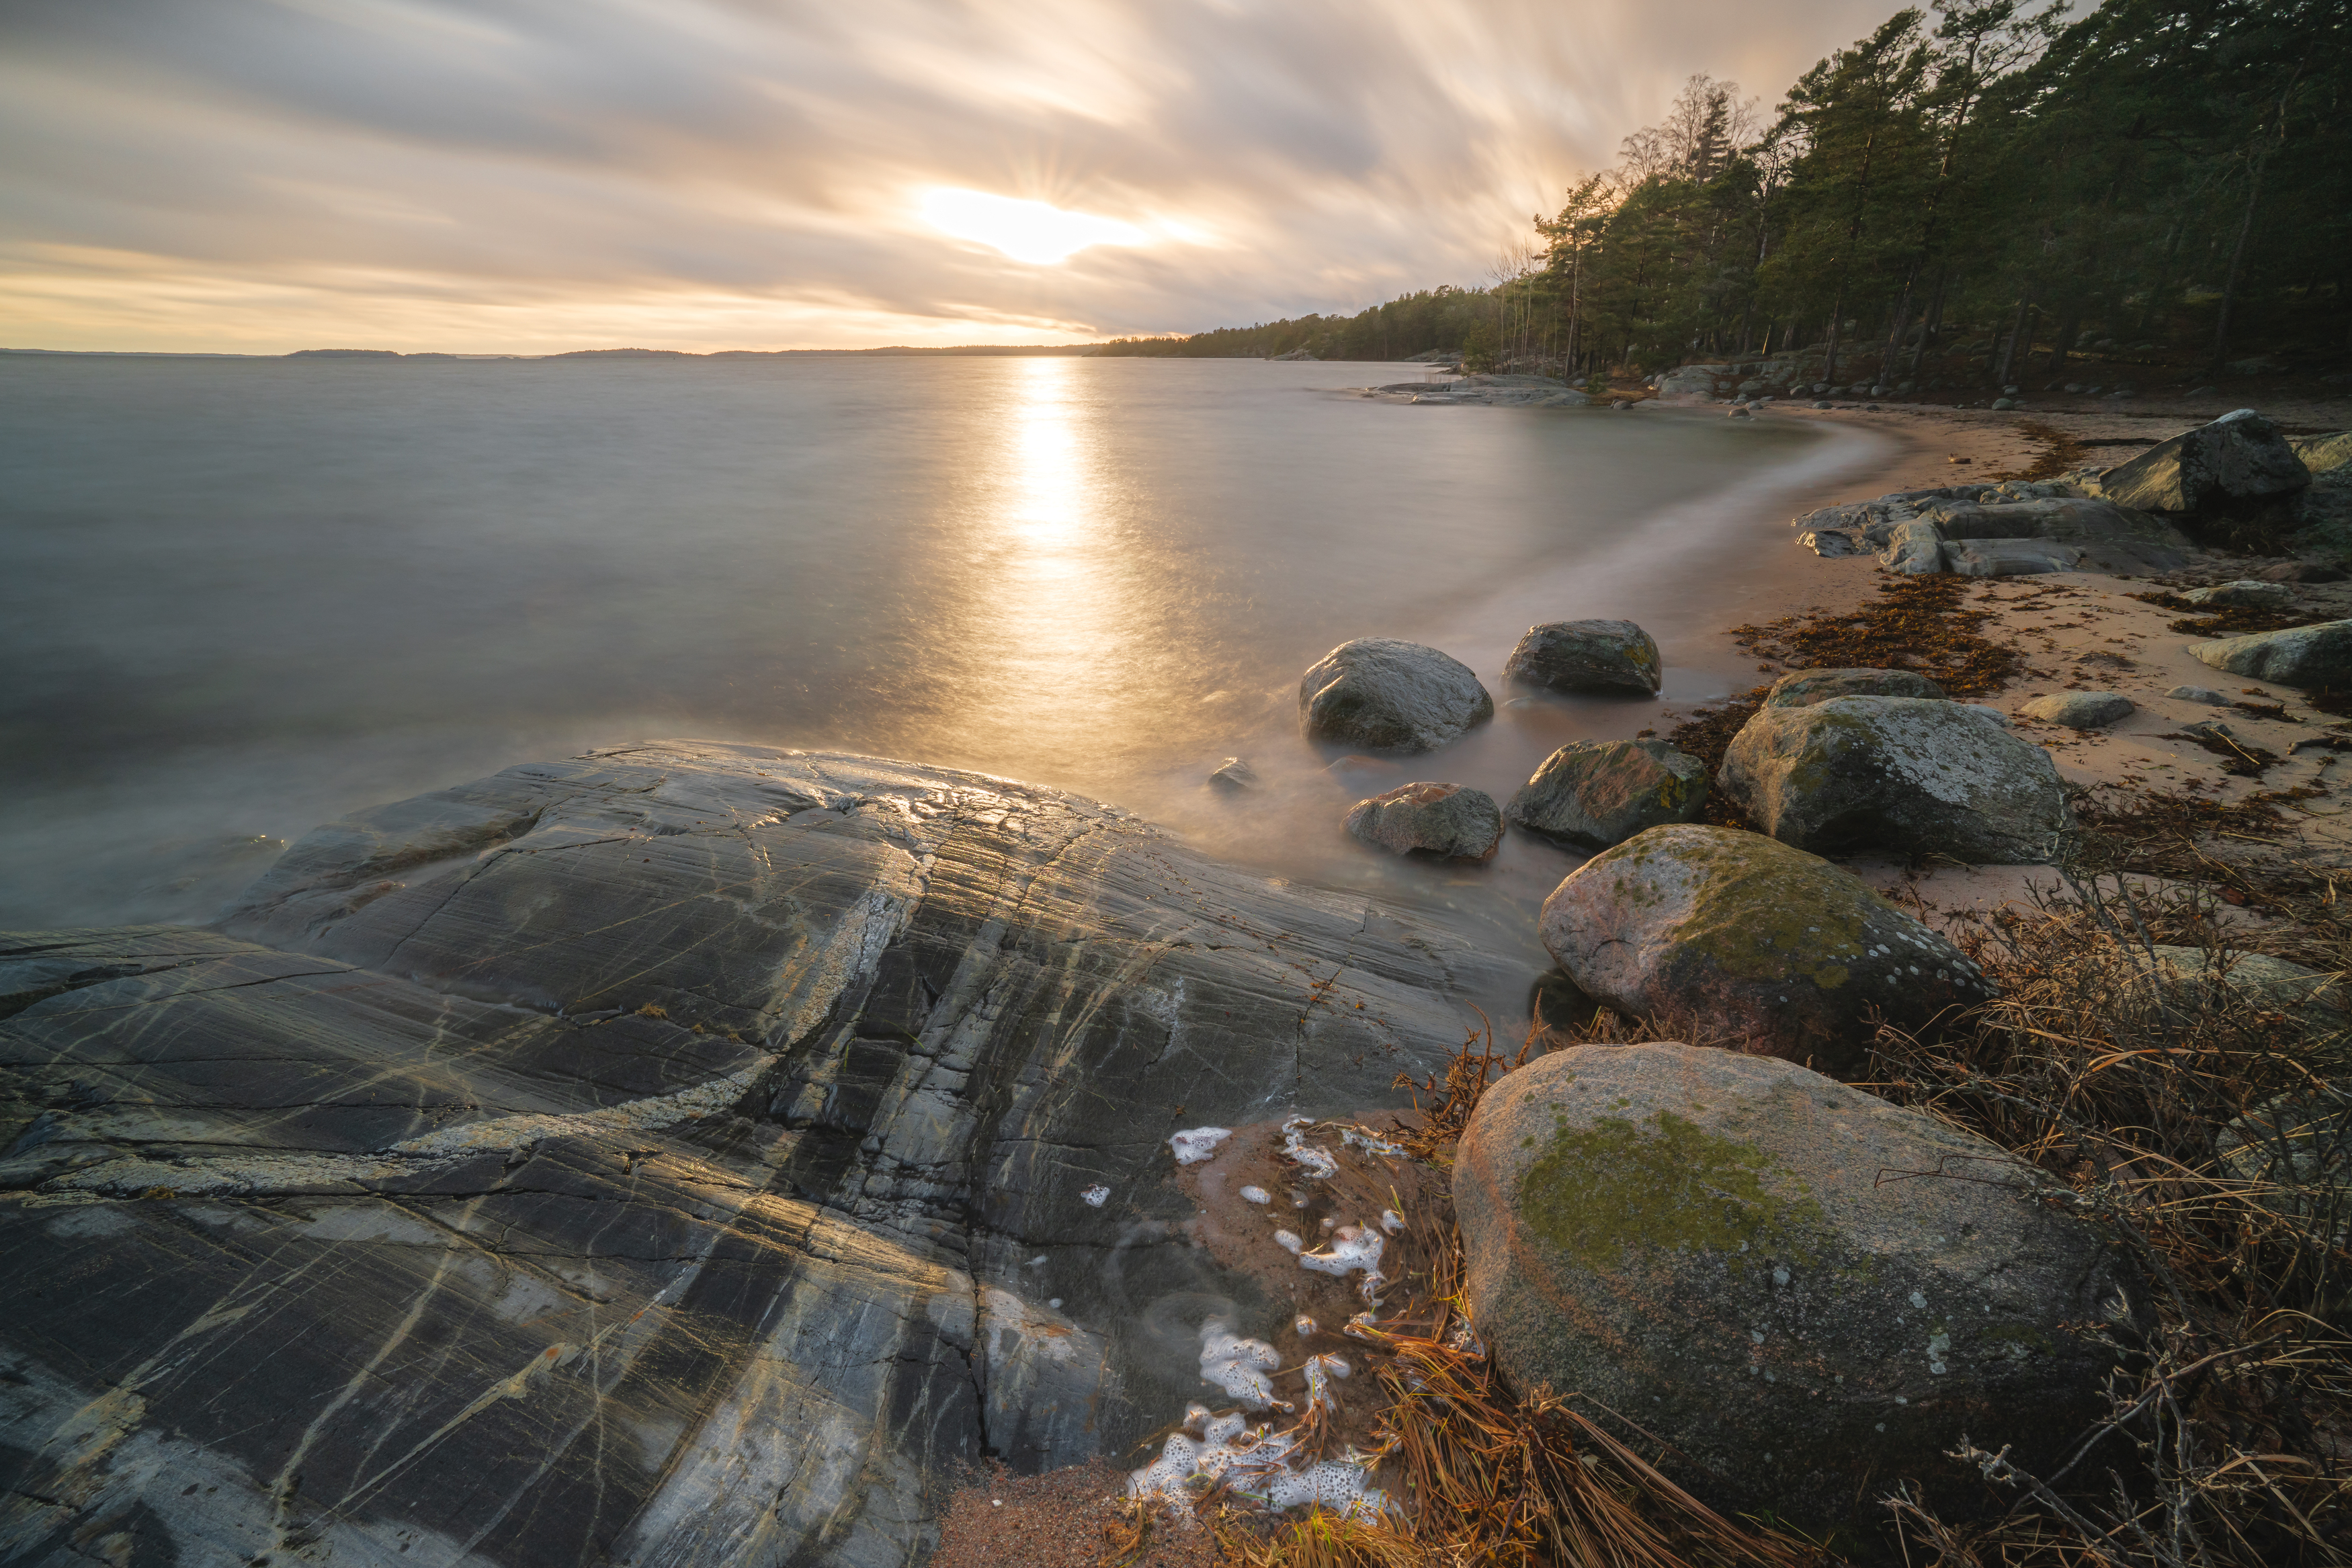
1866,877 -> 2352,1567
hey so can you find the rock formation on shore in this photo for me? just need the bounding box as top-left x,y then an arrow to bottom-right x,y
0,743 -> 1523,1567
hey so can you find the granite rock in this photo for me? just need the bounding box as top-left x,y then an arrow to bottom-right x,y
2101,408 -> 2310,515
1766,668 -> 1946,708
2187,620 -> 2352,689
1298,638 -> 1495,752
1502,620 -> 1663,697
1343,781 -> 1505,861
1720,696 -> 2070,863
1454,1043 -> 2136,1528
1505,740 -> 1707,849
1536,825 -> 1993,1074
2019,692 -> 2136,729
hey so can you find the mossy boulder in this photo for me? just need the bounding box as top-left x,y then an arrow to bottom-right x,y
1505,740 -> 1706,849
1503,620 -> 1662,696
1298,638 -> 1494,752
1537,824 -> 1993,1075
1767,667 -> 1947,708
1454,1043 -> 2136,1530
1344,781 -> 1503,860
1720,695 -> 2068,863
2187,620 -> 2352,690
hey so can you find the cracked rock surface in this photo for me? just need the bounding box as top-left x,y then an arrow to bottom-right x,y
0,742 -> 1521,1568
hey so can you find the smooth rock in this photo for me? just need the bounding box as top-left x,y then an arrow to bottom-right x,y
1720,696 -> 2069,862
2165,685 -> 2230,705
1505,740 -> 1708,850
1797,528 -> 1863,557
1942,537 -> 2084,576
1878,519 -> 1945,574
2101,408 -> 2311,515
1922,497 -> 2189,573
1502,619 -> 1663,697
1537,825 -> 1994,1074
1343,781 -> 1505,861
2183,578 -> 2293,608
2187,620 -> 2352,689
2019,692 -> 2136,729
1299,638 -> 1495,752
1766,667 -> 1946,708
1454,1043 -> 2136,1528
0,744 -> 1525,1565
1208,756 -> 1259,791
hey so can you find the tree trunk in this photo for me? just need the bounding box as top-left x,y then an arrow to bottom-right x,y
1994,288 -> 2034,386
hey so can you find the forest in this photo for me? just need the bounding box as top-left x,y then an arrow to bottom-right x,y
1097,0 -> 2349,388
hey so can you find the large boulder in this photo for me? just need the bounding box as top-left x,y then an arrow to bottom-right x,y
1505,740 -> 1707,848
1502,619 -> 1662,696
0,744 -> 1525,1567
1344,781 -> 1504,860
1537,824 -> 1994,1074
1921,497 -> 2189,573
1767,667 -> 1946,707
1298,638 -> 1494,752
1719,696 -> 2069,863
1453,1043 -> 2136,1529
1878,519 -> 1945,574
2101,408 -> 2311,515
2290,432 -> 2352,476
2187,620 -> 2352,689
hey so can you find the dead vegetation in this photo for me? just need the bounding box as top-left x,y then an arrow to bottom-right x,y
1728,575 -> 2025,699
2126,589 -> 2332,638
1864,877 -> 2352,1567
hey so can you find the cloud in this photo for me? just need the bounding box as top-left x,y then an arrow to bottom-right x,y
0,0 -> 1898,351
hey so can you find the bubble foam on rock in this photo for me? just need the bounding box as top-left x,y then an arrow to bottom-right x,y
1279,1115 -> 1339,1178
1169,1126 -> 1234,1165
1080,1183 -> 1110,1207
1199,1323 -> 1290,1411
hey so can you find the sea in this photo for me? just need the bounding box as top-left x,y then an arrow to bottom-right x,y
0,352 -> 1889,981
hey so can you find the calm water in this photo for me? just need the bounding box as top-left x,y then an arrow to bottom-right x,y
0,353 -> 1886,966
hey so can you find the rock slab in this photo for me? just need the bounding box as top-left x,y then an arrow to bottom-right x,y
1720,695 -> 2070,863
1299,638 -> 1495,752
1505,740 -> 1707,849
1502,620 -> 1663,696
1537,824 -> 1994,1074
1453,1043 -> 2136,1529
0,743 -> 1525,1568
2188,620 -> 2352,689
1344,781 -> 1505,860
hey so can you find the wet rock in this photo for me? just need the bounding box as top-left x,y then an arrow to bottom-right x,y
2183,578 -> 2293,608
0,744 -> 1525,1566
1298,638 -> 1495,752
2019,692 -> 2136,729
1343,781 -> 1504,861
2101,408 -> 2311,515
1942,538 -> 2084,576
1505,740 -> 1707,850
1720,696 -> 2070,863
1453,1042 -> 2136,1529
2187,620 -> 2352,689
2166,685 -> 2230,705
1208,757 -> 1259,792
1536,824 -> 1993,1074
1503,619 -> 1662,696
1766,668 -> 1946,708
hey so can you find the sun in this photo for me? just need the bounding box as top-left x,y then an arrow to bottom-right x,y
920,189 -> 1146,265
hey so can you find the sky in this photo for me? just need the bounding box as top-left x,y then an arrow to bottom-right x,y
1,0 -> 1902,354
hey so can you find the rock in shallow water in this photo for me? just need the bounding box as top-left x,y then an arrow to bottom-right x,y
1720,695 -> 2069,863
0,743 -> 1525,1567
1502,619 -> 1662,696
1343,781 -> 1503,860
1537,824 -> 1992,1074
1505,739 -> 1706,849
1298,637 -> 1494,752
1453,1043 -> 2137,1530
